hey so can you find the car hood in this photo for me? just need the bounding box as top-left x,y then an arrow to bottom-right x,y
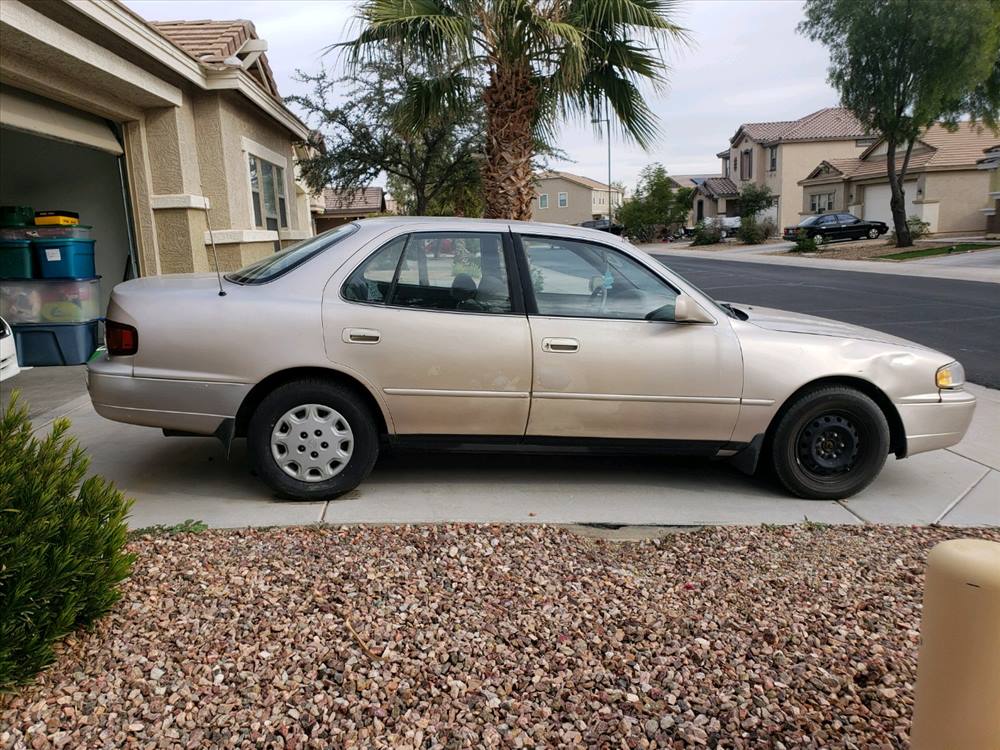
733,304 -> 932,350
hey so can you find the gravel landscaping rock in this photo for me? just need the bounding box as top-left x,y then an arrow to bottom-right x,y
3,524 -> 997,749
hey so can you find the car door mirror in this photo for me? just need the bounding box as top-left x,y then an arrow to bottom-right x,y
673,294 -> 715,324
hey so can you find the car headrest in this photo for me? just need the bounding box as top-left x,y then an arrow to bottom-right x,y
450,273 -> 477,301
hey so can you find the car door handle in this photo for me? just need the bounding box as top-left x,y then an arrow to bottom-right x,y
343,328 -> 380,344
541,337 -> 579,353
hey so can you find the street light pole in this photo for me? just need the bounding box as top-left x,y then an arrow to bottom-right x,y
592,96 -> 613,223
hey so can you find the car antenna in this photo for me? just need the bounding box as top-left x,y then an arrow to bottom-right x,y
200,182 -> 227,297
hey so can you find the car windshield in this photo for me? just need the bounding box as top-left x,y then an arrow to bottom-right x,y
798,216 -> 821,226
225,223 -> 359,284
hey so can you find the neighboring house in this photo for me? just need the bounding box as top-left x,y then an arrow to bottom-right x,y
693,108 -> 873,229
0,0 -> 315,314
798,123 -> 999,235
978,145 -> 1000,237
314,187 -> 386,232
668,173 -> 719,190
533,171 -> 623,225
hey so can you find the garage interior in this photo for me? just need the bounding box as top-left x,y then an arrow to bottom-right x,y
1,88 -> 136,315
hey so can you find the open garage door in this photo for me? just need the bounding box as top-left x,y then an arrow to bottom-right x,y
1,87 -> 137,367
862,182 -> 917,224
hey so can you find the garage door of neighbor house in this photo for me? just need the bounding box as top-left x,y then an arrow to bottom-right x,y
863,182 -> 917,224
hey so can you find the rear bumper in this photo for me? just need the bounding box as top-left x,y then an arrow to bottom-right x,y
87,351 -> 250,435
897,389 -> 976,456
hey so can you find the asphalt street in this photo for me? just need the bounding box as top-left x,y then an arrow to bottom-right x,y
653,254 -> 1000,389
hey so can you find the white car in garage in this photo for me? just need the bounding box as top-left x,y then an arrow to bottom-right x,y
0,316 -> 20,382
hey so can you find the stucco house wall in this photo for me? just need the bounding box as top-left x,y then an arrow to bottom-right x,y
779,140 -> 866,225
924,170 -> 990,234
533,179 -> 593,225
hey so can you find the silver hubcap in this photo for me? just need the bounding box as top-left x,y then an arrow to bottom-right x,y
270,404 -> 353,482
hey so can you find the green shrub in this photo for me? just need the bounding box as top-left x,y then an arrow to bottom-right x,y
691,220 -> 723,245
0,393 -> 134,690
889,215 -> 932,243
790,228 -> 818,253
736,217 -> 768,244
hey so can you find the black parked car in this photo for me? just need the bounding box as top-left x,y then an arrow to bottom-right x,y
579,218 -> 624,235
784,212 -> 888,244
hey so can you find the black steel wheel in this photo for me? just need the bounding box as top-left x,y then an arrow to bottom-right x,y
771,386 -> 890,499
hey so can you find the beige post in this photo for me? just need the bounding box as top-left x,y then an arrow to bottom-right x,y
910,538 -> 1000,749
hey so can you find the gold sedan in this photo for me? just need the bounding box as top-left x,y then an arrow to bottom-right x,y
88,218 -> 975,501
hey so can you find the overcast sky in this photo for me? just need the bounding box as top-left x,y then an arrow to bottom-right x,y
125,0 -> 840,190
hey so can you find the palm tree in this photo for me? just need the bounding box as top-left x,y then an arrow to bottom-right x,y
340,0 -> 687,220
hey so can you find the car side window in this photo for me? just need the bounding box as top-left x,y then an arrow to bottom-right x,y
522,236 -> 677,320
818,215 -> 837,226
390,233 -> 512,313
837,213 -> 858,224
342,235 -> 408,304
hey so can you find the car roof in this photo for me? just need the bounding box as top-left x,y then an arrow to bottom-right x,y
351,216 -> 623,244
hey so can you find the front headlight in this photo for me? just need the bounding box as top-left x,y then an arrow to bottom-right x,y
936,361 -> 965,389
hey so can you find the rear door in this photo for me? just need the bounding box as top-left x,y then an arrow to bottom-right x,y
324,229 -> 532,435
515,233 -> 743,443
837,213 -> 863,239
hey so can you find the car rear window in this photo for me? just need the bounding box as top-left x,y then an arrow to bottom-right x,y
225,223 -> 358,284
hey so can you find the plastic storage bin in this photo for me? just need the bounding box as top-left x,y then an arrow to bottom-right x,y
35,210 -> 79,226
0,227 -> 34,241
0,277 -> 101,324
0,205 -> 34,226
32,238 -> 95,278
0,240 -> 33,279
28,225 -> 93,240
12,321 -> 99,366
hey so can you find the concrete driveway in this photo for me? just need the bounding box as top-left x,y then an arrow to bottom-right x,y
22,379 -> 999,530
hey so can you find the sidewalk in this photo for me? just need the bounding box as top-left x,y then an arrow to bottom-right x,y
643,242 -> 1000,283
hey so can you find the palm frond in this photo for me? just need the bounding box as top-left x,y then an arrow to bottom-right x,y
391,70 -> 478,134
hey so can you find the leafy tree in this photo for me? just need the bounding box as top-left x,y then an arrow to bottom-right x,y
736,183 -> 774,221
800,0 -> 1000,246
340,0 -> 688,220
287,54 -> 483,216
617,164 -> 693,241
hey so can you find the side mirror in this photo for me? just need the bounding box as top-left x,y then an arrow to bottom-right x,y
674,294 -> 715,324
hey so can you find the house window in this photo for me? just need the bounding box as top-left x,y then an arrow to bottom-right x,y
809,192 -> 835,213
769,146 -> 777,172
248,154 -> 288,230
539,193 -> 549,209
723,157 -> 730,177
740,149 -> 753,180
558,192 -> 568,208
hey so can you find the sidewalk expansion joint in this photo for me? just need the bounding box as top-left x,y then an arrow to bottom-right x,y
836,500 -> 870,524
932,467 -> 992,525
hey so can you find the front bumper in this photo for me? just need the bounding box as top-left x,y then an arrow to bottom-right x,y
897,389 -> 977,456
87,351 -> 251,435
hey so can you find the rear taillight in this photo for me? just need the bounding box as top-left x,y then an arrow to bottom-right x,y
106,320 -> 138,356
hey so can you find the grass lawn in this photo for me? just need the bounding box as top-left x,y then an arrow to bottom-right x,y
882,243 -> 996,261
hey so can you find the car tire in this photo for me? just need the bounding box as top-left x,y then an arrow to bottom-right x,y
867,228 -> 879,239
814,234 -> 826,246
249,379 -> 379,501
770,386 -> 890,500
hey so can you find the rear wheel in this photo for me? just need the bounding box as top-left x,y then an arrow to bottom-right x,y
249,379 -> 379,500
814,233 -> 826,246
771,386 -> 889,500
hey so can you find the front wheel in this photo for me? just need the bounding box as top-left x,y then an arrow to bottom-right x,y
867,227 -> 879,239
770,386 -> 889,500
249,379 -> 379,500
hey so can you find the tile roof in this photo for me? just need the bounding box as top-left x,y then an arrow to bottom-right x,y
699,177 -> 739,198
536,171 -> 621,192
151,20 -> 279,98
669,173 -> 720,188
732,108 -> 868,145
320,187 -> 385,216
802,122 -> 1000,182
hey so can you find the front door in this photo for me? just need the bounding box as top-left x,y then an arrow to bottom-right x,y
324,230 -> 532,435
517,234 -> 744,443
